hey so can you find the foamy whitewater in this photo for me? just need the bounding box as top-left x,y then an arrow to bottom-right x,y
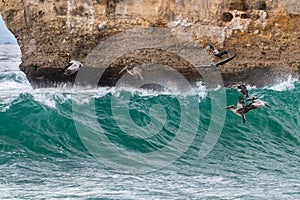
0,45 -> 300,199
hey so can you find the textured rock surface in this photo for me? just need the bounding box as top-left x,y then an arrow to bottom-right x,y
0,0 -> 300,87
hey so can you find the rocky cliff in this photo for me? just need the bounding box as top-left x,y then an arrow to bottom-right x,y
1,0 -> 299,87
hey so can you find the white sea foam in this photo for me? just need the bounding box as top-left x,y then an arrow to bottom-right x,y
267,75 -> 297,91
0,71 -> 32,112
1,79 -> 209,111
195,81 -> 208,100
1,64 -> 214,110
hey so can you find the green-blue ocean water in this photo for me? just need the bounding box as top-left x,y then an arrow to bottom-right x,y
0,45 -> 300,199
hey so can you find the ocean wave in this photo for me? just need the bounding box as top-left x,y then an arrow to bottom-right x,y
0,62 -> 300,199
0,56 -> 299,164
1,81 -> 299,154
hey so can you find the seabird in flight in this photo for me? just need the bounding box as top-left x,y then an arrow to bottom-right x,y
119,65 -> 144,80
195,54 -> 236,68
63,60 -> 83,76
224,96 -> 270,123
224,96 -> 248,123
208,43 -> 229,59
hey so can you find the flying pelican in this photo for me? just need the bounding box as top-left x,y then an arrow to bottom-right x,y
224,96 -> 270,123
63,60 -> 83,76
224,96 -> 249,123
195,54 -> 236,68
119,65 -> 144,80
208,43 -> 229,59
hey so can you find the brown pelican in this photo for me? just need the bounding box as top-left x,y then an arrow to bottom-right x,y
63,60 -> 83,76
225,96 -> 270,123
195,54 -> 236,68
224,96 -> 248,123
208,43 -> 229,59
119,65 -> 144,80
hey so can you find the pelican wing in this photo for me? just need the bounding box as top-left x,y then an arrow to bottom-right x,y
119,65 -> 129,74
223,105 -> 235,110
62,62 -> 72,71
208,43 -> 217,51
218,50 -> 228,57
215,54 -> 236,67
236,97 -> 246,110
239,104 -> 256,114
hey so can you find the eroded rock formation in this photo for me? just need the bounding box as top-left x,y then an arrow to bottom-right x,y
0,0 -> 299,87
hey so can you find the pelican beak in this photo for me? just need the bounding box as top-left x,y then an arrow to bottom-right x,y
223,106 -> 231,110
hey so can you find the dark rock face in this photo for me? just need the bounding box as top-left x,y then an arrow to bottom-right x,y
0,0 -> 299,87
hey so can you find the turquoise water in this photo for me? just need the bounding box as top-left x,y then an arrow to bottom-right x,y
0,45 -> 300,199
